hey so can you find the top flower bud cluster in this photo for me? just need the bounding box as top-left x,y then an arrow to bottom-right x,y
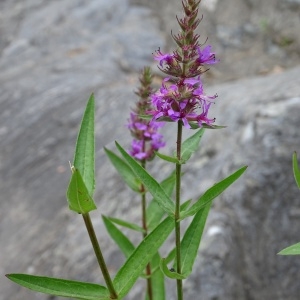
149,0 -> 219,129
128,67 -> 165,161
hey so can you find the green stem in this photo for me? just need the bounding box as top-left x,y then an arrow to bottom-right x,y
82,213 -> 118,299
175,121 -> 183,300
141,158 -> 153,300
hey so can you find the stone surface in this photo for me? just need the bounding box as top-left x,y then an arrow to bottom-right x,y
0,0 -> 300,300
137,0 -> 300,83
186,67 -> 300,300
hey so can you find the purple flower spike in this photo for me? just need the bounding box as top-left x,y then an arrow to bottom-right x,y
148,0 -> 219,129
128,67 -> 165,161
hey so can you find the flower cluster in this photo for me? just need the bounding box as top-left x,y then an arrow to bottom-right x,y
149,0 -> 219,129
128,67 -> 165,161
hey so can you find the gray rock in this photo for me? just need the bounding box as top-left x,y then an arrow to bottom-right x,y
1,0 -> 300,300
185,67 -> 300,300
139,0 -> 300,82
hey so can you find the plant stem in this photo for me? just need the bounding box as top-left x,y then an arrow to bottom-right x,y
141,158 -> 153,300
82,213 -> 118,299
175,121 -> 183,300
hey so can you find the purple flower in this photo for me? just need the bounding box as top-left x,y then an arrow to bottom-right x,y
128,116 -> 166,160
153,49 -> 175,67
130,140 -> 147,160
149,76 -> 217,128
196,45 -> 219,65
196,101 -> 215,126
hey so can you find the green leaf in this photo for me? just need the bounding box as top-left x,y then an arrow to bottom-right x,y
180,166 -> 247,220
156,201 -> 193,265
180,128 -> 205,163
150,253 -> 165,300
147,171 -> 176,231
150,200 -> 191,268
293,152 -> 300,189
102,216 -> 135,259
106,217 -> 145,233
278,242 -> 300,255
116,142 -> 175,218
73,94 -> 95,196
6,274 -> 110,300
66,167 -> 97,213
180,199 -> 192,212
179,202 -> 212,277
104,148 -> 141,193
113,217 -> 174,298
155,152 -> 180,164
189,122 -> 226,130
160,258 -> 186,280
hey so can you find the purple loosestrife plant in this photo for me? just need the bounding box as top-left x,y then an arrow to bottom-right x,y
6,1 -> 247,299
128,67 -> 165,300
149,1 -> 220,299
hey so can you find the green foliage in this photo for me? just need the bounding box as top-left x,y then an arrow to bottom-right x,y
104,148 -> 141,192
278,242 -> 300,255
73,94 -> 95,196
147,171 -> 176,231
116,141 -> 175,218
102,216 -> 135,259
189,123 -> 226,130
180,128 -> 205,163
293,151 -> 300,189
180,166 -> 247,220
66,167 -> 97,213
66,95 -> 97,214
148,253 -> 166,300
277,152 -> 300,256
155,152 -> 180,164
160,259 -> 186,279
6,73 -> 248,300
178,202 -> 212,277
6,274 -> 110,300
106,217 -> 145,233
113,217 -> 174,298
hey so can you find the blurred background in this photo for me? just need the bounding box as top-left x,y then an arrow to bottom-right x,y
1,0 -> 300,299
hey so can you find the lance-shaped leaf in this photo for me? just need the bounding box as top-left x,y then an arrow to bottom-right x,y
293,152 -> 300,189
104,148 -> 141,192
116,142 -> 175,217
180,166 -> 247,220
147,171 -> 176,231
278,242 -> 300,255
106,216 -> 145,233
102,216 -> 135,259
67,167 -> 97,213
5,274 -> 110,300
155,152 -> 180,164
180,128 -> 205,163
177,202 -> 212,277
73,94 -> 95,196
160,258 -> 186,280
189,122 -> 226,130
113,217 -> 174,298
148,253 -> 165,300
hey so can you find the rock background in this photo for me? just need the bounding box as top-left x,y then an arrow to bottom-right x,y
0,0 -> 300,299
